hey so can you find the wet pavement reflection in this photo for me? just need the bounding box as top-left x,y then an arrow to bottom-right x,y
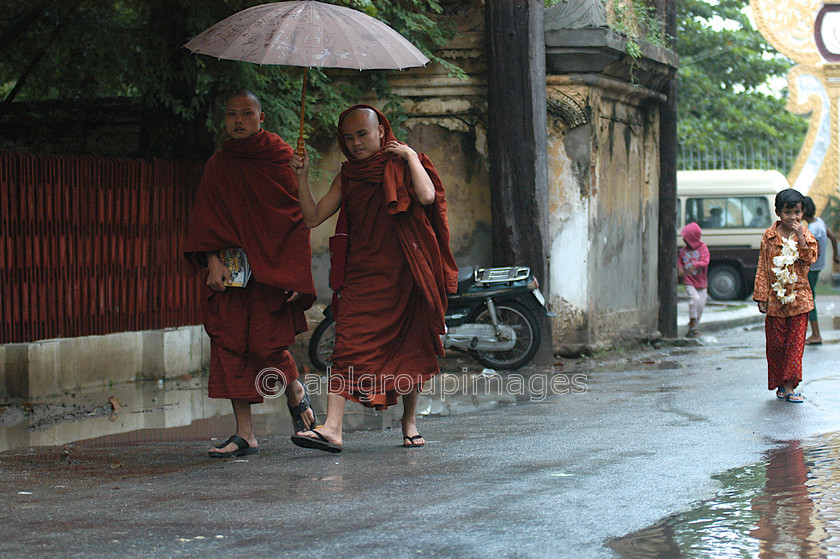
608,434 -> 840,558
0,374 -> 381,455
0,356 -> 564,455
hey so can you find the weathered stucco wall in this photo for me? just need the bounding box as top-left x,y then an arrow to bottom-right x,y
547,87 -> 592,348
546,78 -> 662,354
588,86 -> 660,348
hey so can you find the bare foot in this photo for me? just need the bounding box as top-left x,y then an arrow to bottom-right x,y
805,336 -> 823,345
403,434 -> 425,447
782,383 -> 803,403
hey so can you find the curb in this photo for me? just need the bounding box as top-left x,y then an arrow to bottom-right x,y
677,304 -> 765,335
698,311 -> 765,333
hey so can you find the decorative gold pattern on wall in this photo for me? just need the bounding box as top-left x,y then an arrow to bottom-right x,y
751,0 -> 822,64
750,0 -> 840,208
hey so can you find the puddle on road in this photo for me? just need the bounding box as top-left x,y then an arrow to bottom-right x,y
0,375 -> 369,455
608,434 -> 840,558
0,367 -> 562,454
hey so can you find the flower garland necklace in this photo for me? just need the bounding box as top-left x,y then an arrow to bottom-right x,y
771,233 -> 799,305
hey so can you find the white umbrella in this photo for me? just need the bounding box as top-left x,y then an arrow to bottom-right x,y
184,1 -> 430,150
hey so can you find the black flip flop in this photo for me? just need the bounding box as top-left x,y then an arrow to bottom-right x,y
208,435 -> 259,458
291,429 -> 343,453
288,385 -> 317,433
402,434 -> 425,447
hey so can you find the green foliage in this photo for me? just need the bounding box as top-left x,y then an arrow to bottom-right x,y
0,0 -> 458,158
677,0 -> 808,156
633,0 -> 666,48
609,0 -> 667,58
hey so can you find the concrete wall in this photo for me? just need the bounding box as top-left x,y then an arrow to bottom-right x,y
0,327 -> 211,400
588,83 -> 661,348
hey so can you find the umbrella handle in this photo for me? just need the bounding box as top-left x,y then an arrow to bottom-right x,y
297,68 -> 308,157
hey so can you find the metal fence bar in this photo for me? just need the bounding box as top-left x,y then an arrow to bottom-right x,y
678,145 -> 798,175
0,151 -> 204,344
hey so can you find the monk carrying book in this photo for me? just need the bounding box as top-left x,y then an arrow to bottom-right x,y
184,89 -> 318,458
290,105 -> 458,453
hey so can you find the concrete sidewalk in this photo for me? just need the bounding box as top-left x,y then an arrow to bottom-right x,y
676,292 -> 840,335
676,297 -> 763,334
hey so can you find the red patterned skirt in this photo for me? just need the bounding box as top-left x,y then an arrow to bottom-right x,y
764,313 -> 808,391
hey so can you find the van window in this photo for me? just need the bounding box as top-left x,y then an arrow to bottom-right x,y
685,196 -> 771,229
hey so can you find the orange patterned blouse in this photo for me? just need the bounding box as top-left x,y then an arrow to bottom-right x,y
753,222 -> 818,317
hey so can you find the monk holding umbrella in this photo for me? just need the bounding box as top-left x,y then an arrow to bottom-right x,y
290,105 -> 457,452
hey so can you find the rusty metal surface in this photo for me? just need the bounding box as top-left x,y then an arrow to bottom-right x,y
1,151 -> 205,343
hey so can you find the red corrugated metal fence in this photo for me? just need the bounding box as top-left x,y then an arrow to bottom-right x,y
0,151 -> 206,343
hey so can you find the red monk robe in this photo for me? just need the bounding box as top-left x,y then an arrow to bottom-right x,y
184,130 -> 315,403
329,105 -> 458,409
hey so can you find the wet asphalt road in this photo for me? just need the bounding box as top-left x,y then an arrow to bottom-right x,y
1,321 -> 839,558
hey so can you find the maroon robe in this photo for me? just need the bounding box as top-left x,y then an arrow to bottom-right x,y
184,130 -> 315,402
328,105 -> 458,409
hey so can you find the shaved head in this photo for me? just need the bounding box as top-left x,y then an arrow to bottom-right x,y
224,89 -> 264,139
227,88 -> 261,112
340,107 -> 384,160
341,107 -> 379,132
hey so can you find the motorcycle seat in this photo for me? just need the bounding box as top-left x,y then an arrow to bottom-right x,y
456,266 -> 476,294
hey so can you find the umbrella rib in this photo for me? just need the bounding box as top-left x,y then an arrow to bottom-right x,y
331,6 -> 404,70
367,25 -> 417,70
215,6 -> 273,64
324,8 -> 366,70
260,3 -> 306,67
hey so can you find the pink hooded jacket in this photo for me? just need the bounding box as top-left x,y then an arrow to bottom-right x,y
679,222 -> 710,289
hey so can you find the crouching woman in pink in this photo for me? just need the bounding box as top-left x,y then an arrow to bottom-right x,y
678,222 -> 710,337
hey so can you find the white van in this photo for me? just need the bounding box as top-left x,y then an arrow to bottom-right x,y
677,169 -> 789,300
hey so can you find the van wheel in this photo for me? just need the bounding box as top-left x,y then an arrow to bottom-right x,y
707,264 -> 745,300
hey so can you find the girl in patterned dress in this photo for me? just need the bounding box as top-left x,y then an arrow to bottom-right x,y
753,189 -> 818,403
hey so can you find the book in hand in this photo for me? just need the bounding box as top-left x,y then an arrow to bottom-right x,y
219,248 -> 252,288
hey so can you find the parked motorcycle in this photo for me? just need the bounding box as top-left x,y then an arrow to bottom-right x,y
308,266 -> 552,371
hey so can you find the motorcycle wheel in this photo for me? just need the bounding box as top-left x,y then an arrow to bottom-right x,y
468,300 -> 541,370
308,316 -> 336,372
